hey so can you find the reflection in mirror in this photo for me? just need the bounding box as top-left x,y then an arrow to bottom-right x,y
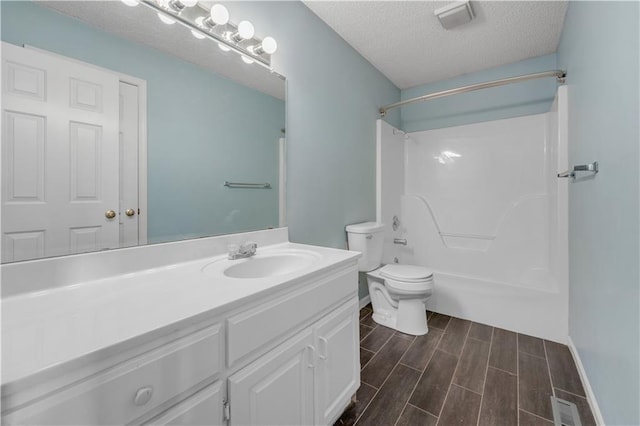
1,1 -> 286,263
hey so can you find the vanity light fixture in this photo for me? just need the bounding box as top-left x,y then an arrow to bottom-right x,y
250,36 -> 278,55
199,4 -> 229,29
166,0 -> 198,13
229,20 -> 255,43
133,1 -> 278,69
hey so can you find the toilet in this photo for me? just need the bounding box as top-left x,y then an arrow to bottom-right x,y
346,222 -> 433,336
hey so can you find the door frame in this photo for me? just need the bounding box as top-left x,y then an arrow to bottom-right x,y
24,44 -> 148,245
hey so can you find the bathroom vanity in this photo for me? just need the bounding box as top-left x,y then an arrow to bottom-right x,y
1,229 -> 361,425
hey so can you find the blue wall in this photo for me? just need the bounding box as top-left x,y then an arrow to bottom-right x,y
557,2 -> 639,424
400,53 -> 559,132
221,3 -> 400,300
2,1 -> 401,252
1,1 -> 285,243
221,2 -> 400,251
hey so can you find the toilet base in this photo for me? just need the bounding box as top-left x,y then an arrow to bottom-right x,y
370,298 -> 429,336
396,299 -> 428,335
367,271 -> 430,336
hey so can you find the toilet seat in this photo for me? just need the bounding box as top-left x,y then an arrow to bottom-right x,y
380,264 -> 433,282
380,265 -> 434,293
384,277 -> 434,293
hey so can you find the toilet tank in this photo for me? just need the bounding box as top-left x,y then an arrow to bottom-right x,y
346,222 -> 385,272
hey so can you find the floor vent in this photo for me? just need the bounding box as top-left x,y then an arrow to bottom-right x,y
551,396 -> 582,426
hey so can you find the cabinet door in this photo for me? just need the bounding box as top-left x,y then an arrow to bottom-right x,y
146,381 -> 224,426
228,329 -> 315,426
314,298 -> 360,425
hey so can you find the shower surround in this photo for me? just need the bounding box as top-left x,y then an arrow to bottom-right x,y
377,87 -> 568,342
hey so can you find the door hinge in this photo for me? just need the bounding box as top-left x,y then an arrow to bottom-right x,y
223,399 -> 231,422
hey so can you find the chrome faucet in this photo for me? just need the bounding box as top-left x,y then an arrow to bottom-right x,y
228,242 -> 257,260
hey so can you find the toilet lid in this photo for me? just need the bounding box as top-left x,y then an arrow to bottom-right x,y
380,264 -> 433,282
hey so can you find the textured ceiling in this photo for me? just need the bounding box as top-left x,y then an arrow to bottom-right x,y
38,1 -> 285,100
303,1 -> 568,89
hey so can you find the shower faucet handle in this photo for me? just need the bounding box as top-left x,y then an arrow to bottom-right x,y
393,238 -> 407,246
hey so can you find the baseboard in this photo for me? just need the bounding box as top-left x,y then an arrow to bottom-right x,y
359,295 -> 371,310
567,336 -> 605,425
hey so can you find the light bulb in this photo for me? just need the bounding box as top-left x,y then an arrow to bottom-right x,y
180,0 -> 198,6
210,4 -> 229,25
237,21 -> 255,40
158,12 -> 176,24
121,0 -> 138,6
195,16 -> 205,27
218,43 -> 231,52
241,56 -> 254,65
260,37 -> 278,54
191,29 -> 205,39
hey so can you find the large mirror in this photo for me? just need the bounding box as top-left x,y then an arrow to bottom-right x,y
1,1 -> 286,263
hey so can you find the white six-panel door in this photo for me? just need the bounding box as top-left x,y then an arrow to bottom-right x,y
2,42 -> 120,262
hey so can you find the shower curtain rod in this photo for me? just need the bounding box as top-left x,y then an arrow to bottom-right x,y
379,70 -> 566,117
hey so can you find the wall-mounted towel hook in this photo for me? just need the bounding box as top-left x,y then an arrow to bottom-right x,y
557,162 -> 598,180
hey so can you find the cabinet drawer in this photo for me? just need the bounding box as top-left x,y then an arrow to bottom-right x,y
227,266 -> 357,366
145,381 -> 224,426
4,324 -> 223,425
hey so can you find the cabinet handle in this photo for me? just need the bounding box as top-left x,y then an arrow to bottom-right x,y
133,386 -> 153,406
306,345 -> 315,369
318,337 -> 329,360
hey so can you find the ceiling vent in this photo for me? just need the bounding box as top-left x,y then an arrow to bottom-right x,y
434,1 -> 475,30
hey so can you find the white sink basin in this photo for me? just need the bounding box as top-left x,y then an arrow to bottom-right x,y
202,249 -> 321,279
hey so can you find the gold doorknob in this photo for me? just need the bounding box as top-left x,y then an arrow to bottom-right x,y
125,209 -> 135,217
105,210 -> 116,219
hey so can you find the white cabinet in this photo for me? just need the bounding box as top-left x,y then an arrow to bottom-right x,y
3,324 -> 224,425
145,381 -> 224,426
2,265 -> 359,426
228,298 -> 359,426
228,329 -> 316,426
313,299 -> 359,425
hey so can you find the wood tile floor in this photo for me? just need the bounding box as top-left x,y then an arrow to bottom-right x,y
335,305 -> 596,426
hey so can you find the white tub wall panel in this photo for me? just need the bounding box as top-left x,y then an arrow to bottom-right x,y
380,106 -> 569,342
553,86 -> 570,339
547,105 -> 560,279
400,195 -> 554,290
376,119 -> 406,265
405,114 -> 547,237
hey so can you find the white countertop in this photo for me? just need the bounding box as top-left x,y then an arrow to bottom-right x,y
1,241 -> 360,385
